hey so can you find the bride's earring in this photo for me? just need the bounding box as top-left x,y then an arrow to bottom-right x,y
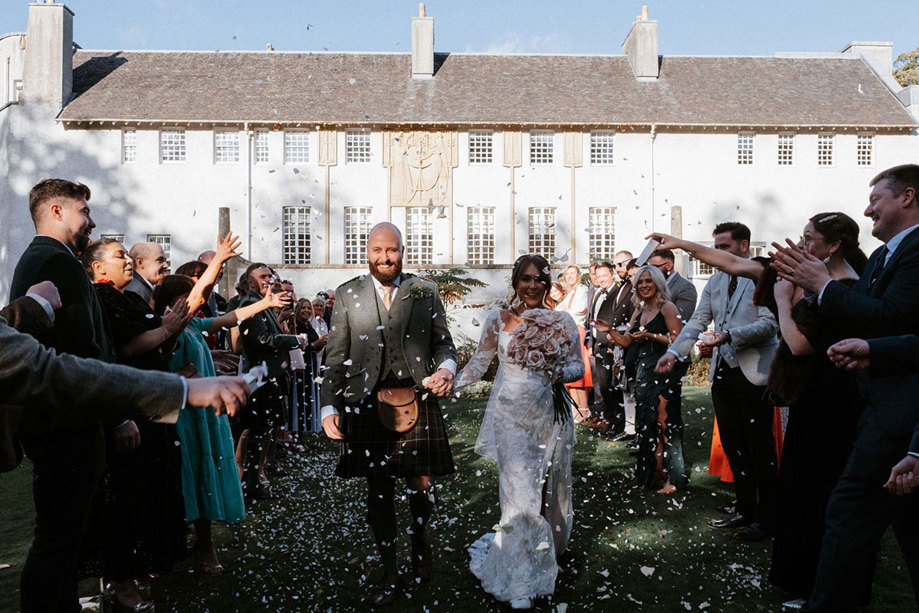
822,251 -> 834,264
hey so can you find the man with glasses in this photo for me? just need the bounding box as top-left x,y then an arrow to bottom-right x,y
648,249 -> 698,322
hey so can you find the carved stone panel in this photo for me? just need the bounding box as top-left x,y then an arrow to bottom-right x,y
503,131 -> 522,168
318,129 -> 337,167
383,131 -> 458,208
564,132 -> 583,168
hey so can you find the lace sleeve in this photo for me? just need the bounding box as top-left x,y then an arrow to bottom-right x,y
455,310 -> 502,390
557,313 -> 585,384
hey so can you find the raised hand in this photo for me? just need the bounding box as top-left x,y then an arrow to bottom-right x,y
162,297 -> 192,335
262,286 -> 291,310
768,238 -> 831,293
645,232 -> 684,251
215,231 -> 243,263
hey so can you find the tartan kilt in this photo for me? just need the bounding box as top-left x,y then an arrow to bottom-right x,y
336,389 -> 455,479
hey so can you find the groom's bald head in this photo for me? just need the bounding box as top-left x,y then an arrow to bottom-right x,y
367,222 -> 404,284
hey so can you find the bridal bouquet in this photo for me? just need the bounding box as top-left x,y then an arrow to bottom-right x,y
505,309 -> 576,423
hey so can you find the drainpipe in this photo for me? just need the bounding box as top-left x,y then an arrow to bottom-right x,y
649,124 -> 657,232
245,122 -> 253,259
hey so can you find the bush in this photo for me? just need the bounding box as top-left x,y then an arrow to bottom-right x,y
684,357 -> 711,386
456,339 -> 499,382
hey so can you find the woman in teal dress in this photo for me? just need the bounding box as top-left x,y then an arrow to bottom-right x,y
596,265 -> 686,493
153,236 -> 290,573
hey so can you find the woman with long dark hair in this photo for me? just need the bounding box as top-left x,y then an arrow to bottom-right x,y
455,254 -> 584,609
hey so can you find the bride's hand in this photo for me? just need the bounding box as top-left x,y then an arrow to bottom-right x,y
424,368 -> 455,397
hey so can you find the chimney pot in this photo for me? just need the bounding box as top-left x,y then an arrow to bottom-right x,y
419,3 -> 426,17
411,5 -> 434,79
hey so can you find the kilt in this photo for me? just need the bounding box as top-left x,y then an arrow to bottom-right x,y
336,386 -> 455,479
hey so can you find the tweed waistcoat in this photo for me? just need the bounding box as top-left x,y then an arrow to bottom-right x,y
374,285 -> 411,381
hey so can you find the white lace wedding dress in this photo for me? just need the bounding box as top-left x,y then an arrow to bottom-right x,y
455,309 -> 584,604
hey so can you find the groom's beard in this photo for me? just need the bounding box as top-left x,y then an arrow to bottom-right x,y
369,259 -> 402,285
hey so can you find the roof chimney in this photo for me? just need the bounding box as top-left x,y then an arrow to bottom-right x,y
622,5 -> 659,81
841,41 -> 893,76
411,3 -> 434,79
22,1 -> 74,108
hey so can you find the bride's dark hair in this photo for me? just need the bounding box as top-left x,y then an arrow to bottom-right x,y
509,254 -> 552,306
809,211 -> 868,275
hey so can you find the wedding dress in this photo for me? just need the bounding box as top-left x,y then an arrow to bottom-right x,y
455,309 -> 584,604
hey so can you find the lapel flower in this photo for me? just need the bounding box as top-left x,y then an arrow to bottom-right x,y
404,283 -> 435,301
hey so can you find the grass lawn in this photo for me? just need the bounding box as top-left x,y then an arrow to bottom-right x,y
0,387 -> 913,612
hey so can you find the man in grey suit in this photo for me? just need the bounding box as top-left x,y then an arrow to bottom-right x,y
649,249 -> 698,322
656,222 -> 779,540
125,241 -> 169,306
321,222 -> 456,606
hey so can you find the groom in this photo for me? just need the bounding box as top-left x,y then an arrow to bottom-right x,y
321,222 -> 457,606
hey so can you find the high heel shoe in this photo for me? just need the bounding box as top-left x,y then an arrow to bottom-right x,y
101,583 -> 155,613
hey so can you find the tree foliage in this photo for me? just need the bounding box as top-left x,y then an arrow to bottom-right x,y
419,267 -> 487,309
894,47 -> 919,87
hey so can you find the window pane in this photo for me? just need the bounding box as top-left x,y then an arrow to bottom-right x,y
529,132 -> 554,165
146,234 -> 172,267
467,207 -> 495,265
468,131 -> 493,164
777,134 -> 794,166
406,207 -> 433,266
857,134 -> 873,166
160,130 -> 186,163
344,207 -> 372,264
255,130 -> 270,163
737,133 -> 753,165
818,134 -> 834,166
215,130 -> 240,163
345,131 -> 371,164
284,131 -> 310,164
122,130 -> 137,164
282,206 -> 311,264
588,207 -> 616,262
590,132 -> 614,165
528,207 -> 556,259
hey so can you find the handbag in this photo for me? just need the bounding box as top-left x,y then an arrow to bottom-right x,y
376,387 -> 419,434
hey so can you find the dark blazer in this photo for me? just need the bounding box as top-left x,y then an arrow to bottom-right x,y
667,271 -> 698,323
238,291 -> 301,377
124,275 -> 155,307
868,334 -> 919,454
590,281 -> 634,354
10,236 -> 116,435
819,227 -> 919,452
320,273 -> 456,411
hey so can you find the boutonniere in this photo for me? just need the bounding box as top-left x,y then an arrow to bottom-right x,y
403,284 -> 435,300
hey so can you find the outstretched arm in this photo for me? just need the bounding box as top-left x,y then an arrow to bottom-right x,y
647,232 -> 765,280
207,286 -> 290,334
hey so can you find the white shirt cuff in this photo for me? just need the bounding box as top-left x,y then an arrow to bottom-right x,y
180,376 -> 189,408
816,280 -> 833,306
25,293 -> 55,322
909,452 -> 919,459
666,348 -> 683,360
320,405 -> 339,420
438,359 -> 458,375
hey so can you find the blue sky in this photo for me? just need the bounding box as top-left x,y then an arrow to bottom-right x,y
2,1 -> 916,59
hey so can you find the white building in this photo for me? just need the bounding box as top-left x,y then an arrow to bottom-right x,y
2,3 -> 918,334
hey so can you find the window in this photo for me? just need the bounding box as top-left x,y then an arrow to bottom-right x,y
160,130 -> 185,163
284,130 -> 310,164
344,207 -> 372,265
100,233 -> 124,243
777,134 -> 794,166
468,131 -> 493,164
692,242 -> 766,276
146,234 -> 172,266
282,206 -> 311,264
214,130 -> 240,163
818,134 -> 834,166
345,130 -> 371,164
529,132 -> 554,165
467,207 -> 495,265
122,130 -> 137,164
406,207 -> 433,266
588,207 -> 616,262
254,130 -> 270,163
737,133 -> 753,165
857,134 -> 874,166
528,208 -> 556,259
590,132 -> 615,165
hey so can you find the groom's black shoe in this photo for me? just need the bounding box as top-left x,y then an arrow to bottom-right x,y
412,540 -> 433,583
371,572 -> 404,607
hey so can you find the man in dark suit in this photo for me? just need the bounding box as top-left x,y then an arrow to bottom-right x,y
237,263 -> 299,498
649,249 -> 698,322
587,260 -> 633,440
125,241 -> 169,306
321,223 -> 456,606
772,164 -> 919,612
8,179 -> 122,613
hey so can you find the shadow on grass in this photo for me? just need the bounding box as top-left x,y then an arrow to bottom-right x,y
0,388 -> 912,612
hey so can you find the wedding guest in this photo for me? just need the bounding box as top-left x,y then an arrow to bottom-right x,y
197,249 -> 229,316
9,179 -> 119,613
225,272 -> 249,312
597,266 -> 686,492
655,222 -> 779,540
554,265 -> 592,421
322,289 -> 335,326
293,298 -> 322,431
155,255 -> 285,574
647,249 -> 697,322
771,165 -> 919,612
321,223 -> 456,606
126,242 -> 169,306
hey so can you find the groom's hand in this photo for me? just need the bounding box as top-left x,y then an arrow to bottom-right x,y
322,414 -> 344,440
424,368 -> 454,397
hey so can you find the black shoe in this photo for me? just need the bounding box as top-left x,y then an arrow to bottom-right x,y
626,438 -> 640,449
708,512 -> 751,529
735,522 -> 773,542
601,430 -> 632,442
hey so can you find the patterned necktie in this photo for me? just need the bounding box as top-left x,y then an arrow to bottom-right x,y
728,275 -> 738,298
381,285 -> 393,310
869,246 -> 889,286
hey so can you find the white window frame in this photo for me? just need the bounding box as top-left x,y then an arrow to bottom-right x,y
406,207 -> 433,266
857,134 -> 874,167
121,129 -> 137,164
254,129 -> 270,164
590,131 -> 615,165
737,133 -> 754,165
345,130 -> 371,164
160,129 -> 186,163
529,131 -> 554,165
777,133 -> 794,166
528,207 -> 556,259
146,234 -> 172,267
588,207 -> 616,262
214,129 -> 240,164
466,206 -> 496,265
100,233 -> 125,243
284,130 -> 310,164
468,130 -> 494,165
817,133 -> 835,167
282,206 -> 311,264
344,206 -> 372,265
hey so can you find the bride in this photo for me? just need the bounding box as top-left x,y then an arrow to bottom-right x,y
455,254 -> 584,609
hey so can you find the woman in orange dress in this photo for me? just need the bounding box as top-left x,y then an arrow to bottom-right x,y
551,266 -> 592,421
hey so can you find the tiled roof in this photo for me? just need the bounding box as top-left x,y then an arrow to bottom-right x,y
60,50 -> 916,129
